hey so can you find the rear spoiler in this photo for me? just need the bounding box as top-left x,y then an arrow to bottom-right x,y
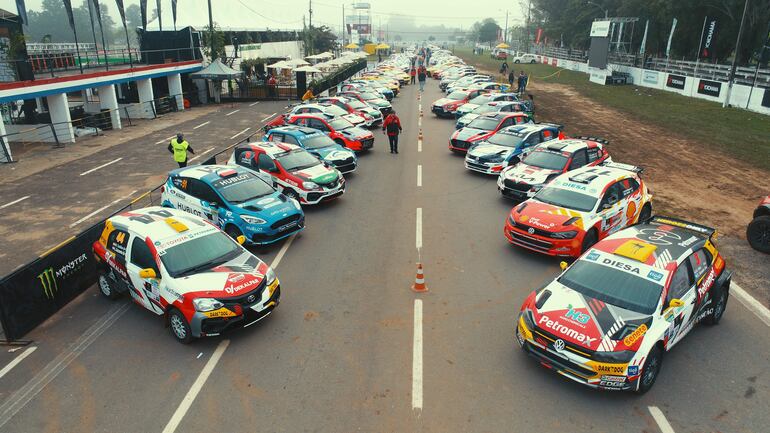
574,135 -> 609,145
650,216 -> 717,238
538,122 -> 564,130
600,161 -> 643,174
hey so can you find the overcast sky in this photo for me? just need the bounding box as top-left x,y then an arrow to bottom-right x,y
1,0 -> 527,33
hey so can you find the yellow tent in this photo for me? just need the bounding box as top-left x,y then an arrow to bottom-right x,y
496,42 -> 510,49
344,43 -> 359,49
376,43 -> 390,50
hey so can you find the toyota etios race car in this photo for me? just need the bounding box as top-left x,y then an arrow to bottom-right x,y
504,163 -> 653,257
93,207 -> 281,343
515,216 -> 731,393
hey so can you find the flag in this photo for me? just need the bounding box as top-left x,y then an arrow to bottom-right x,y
15,0 -> 28,25
156,0 -> 163,31
172,0 -> 178,29
639,20 -> 649,55
665,18 -> 677,58
114,0 -> 127,29
535,28 -> 543,44
699,17 -> 718,59
140,0 -> 148,29
63,0 -> 76,33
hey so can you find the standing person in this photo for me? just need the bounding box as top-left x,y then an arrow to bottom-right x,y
417,66 -> 427,92
168,133 -> 195,168
522,70 -> 529,93
517,71 -> 526,96
526,94 -> 535,116
410,66 -> 416,84
500,59 -> 509,79
382,110 -> 402,154
267,74 -> 277,98
302,86 -> 315,101
507,70 -> 515,89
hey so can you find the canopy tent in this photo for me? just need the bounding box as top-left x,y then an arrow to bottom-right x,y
294,65 -> 322,73
189,59 -> 242,79
495,43 -> 510,49
375,43 -> 390,50
344,43 -> 359,49
305,52 -> 334,60
285,58 -> 310,66
267,60 -> 293,69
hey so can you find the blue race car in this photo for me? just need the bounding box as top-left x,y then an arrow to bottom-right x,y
264,125 -> 358,174
160,164 -> 305,245
463,123 -> 562,175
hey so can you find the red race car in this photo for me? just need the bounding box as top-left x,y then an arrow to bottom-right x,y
316,96 -> 383,127
449,112 -> 532,153
431,89 -> 488,118
748,195 -> 770,253
287,114 -> 375,152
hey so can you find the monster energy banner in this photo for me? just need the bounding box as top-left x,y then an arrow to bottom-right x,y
0,223 -> 104,341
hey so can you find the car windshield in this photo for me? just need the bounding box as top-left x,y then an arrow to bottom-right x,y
160,232 -> 240,278
347,99 -> 367,109
446,91 -> 468,100
534,186 -> 597,212
302,134 -> 337,150
468,94 -> 494,105
212,172 -> 274,204
473,104 -> 500,115
358,92 -> 379,100
329,117 -> 354,131
323,105 -> 348,116
277,149 -> 321,171
467,117 -> 500,130
559,260 -> 663,315
523,151 -> 568,170
487,132 -> 525,147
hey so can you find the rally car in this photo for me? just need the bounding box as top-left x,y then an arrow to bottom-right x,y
449,112 -> 533,153
93,206 -> 281,343
456,101 -> 534,129
161,165 -> 304,245
454,92 -> 519,119
432,90 -> 488,118
504,162 -> 653,257
264,126 -> 357,174
498,138 -> 610,201
227,141 -> 344,205
747,195 -> 770,253
464,124 -> 562,175
515,216 -> 731,393
264,102 -> 366,131
317,96 -> 383,127
287,113 -> 374,152
337,91 -> 392,115
445,74 -> 493,93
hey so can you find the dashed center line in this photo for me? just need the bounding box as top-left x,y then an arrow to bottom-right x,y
189,147 -> 214,163
70,190 -> 137,227
230,127 -> 251,140
261,112 -> 277,122
192,121 -> 210,130
225,109 -> 240,116
418,138 -> 422,152
0,346 -> 37,381
416,207 -> 423,250
417,165 -> 422,187
155,135 -> 176,145
412,299 -> 423,410
648,406 -> 676,433
249,101 -> 260,107
80,157 -> 122,176
0,195 -> 31,209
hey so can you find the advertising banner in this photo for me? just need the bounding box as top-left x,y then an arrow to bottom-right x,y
666,74 -> 686,90
697,79 -> 721,97
590,20 -> 611,38
642,70 -> 659,85
699,17 -> 718,59
762,88 -> 770,108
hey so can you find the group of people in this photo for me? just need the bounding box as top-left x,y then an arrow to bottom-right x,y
500,61 -> 529,96
409,65 -> 428,91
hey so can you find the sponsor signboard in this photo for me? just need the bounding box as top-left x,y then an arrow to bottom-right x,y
642,70 -> 659,85
666,74 -> 686,90
762,88 -> 770,108
697,79 -> 722,97
589,68 -> 608,85
590,20 -> 611,38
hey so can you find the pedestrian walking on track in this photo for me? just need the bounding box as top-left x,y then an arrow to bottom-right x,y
382,110 -> 403,154
168,133 -> 195,168
418,66 -> 427,92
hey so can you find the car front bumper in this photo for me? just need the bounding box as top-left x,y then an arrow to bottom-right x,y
503,218 -> 581,257
464,158 -> 504,175
301,182 -> 346,205
191,279 -> 281,338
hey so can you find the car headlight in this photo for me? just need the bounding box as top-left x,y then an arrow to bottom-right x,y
520,309 -> 536,330
507,215 -> 517,226
240,215 -> 267,224
193,297 -> 224,312
592,350 -> 636,363
551,230 -> 578,239
488,154 -> 504,163
265,267 -> 277,285
529,184 -> 544,193
290,197 -> 301,208
303,181 -> 319,190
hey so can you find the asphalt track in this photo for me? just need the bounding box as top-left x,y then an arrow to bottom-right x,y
0,81 -> 768,433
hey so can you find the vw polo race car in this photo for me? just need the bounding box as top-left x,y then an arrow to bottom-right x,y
504,163 -> 653,257
498,138 -> 610,201
453,92 -> 519,119
316,96 -> 383,127
464,124 -> 562,174
455,101 -> 532,129
287,114 -> 374,152
747,195 -> 770,253
515,216 -> 731,393
337,91 -> 392,115
228,141 -> 345,205
432,89 -> 486,118
264,126 -> 358,174
93,207 -> 281,343
161,165 -> 304,245
449,112 -> 533,153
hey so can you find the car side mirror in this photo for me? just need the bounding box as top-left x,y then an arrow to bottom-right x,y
560,261 -> 568,271
602,203 -> 613,210
209,201 -> 219,209
236,235 -> 246,245
668,298 -> 685,309
139,268 -> 157,279
270,165 -> 280,173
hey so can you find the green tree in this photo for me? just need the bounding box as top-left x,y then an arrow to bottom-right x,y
473,18 -> 501,44
202,24 -> 226,60
428,35 -> 436,41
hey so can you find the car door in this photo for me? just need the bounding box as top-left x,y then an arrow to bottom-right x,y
125,234 -> 165,315
186,179 -> 221,225
517,133 -> 541,160
290,117 -> 309,127
617,177 -> 642,227
597,181 -> 627,236
663,259 -> 697,348
167,176 -> 196,214
308,118 -> 330,133
104,226 -> 131,288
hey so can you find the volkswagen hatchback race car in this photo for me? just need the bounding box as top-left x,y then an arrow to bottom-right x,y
516,216 -> 731,393
456,101 -> 534,129
264,126 -> 358,174
93,206 -> 281,343
337,91 -> 392,115
317,96 -> 383,127
454,92 -> 519,119
161,165 -> 304,245
449,112 -> 533,153
504,162 -> 653,257
287,114 -> 374,152
498,138 -> 610,201
228,141 -> 345,205
264,103 -> 365,131
464,124 -> 561,174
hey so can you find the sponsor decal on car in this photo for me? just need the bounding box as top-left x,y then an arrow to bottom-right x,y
622,324 -> 648,347
538,315 -> 597,346
204,307 -> 238,318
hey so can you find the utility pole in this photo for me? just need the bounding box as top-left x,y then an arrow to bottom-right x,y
208,0 -> 215,60
723,0 -> 750,108
504,11 -> 508,44
342,4 -> 345,46
308,0 -> 314,55
526,0 -> 532,52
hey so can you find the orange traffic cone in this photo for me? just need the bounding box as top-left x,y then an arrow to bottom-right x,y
412,262 -> 428,292
418,129 -> 423,140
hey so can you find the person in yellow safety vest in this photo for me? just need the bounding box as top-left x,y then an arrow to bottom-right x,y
301,87 -> 315,101
167,133 -> 195,168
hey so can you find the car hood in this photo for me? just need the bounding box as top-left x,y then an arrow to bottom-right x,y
339,126 -> 373,139
310,146 -> 356,162
361,107 -> 382,117
467,143 -> 513,159
366,98 -> 390,107
292,163 -> 339,184
342,113 -> 365,124
532,280 -> 653,351
171,251 -> 269,298
433,98 -> 457,106
456,103 -> 479,114
513,200 -> 589,230
454,127 -> 492,141
503,164 -> 560,185
238,192 -> 298,217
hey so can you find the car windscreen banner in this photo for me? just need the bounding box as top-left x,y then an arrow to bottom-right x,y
0,223 -> 104,341
666,74 -> 686,90
697,79 -> 721,97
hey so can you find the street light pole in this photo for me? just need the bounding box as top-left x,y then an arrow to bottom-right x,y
208,0 -> 215,60
504,11 -> 508,44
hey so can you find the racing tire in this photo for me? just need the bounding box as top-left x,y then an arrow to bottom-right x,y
704,283 -> 729,326
636,346 -> 663,394
638,203 -> 652,224
168,309 -> 194,344
581,229 -> 598,253
746,215 -> 770,253
514,60 -> 520,64
530,60 -> 537,64
97,270 -> 120,300
283,189 -> 300,202
225,224 -> 243,241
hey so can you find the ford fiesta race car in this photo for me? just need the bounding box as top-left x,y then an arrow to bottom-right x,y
264,126 -> 358,174
287,114 -> 374,152
464,124 -> 561,174
504,163 -> 653,257
93,207 -> 281,343
516,216 -> 731,393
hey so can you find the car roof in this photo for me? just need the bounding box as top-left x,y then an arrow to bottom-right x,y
108,206 -> 216,243
269,125 -> 323,137
498,123 -> 557,136
479,111 -> 527,120
548,164 -> 640,198
539,138 -> 601,154
169,164 -> 247,182
240,141 -> 300,156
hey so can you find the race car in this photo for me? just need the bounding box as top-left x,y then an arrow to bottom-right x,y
515,216 -> 731,393
747,195 -> 770,253
316,96 -> 383,128
341,82 -> 394,101
504,162 -> 653,257
264,126 -> 358,174
456,101 -> 533,129
287,113 -> 374,152
263,103 -> 365,131
464,124 -> 562,175
454,92 -> 519,119
160,165 -> 305,245
431,89 -> 487,118
227,141 -> 345,205
449,112 -> 533,153
498,138 -> 610,201
92,206 -> 281,343
337,91 -> 392,115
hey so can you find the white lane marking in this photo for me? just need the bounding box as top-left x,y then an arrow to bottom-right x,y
412,299 -> 423,410
155,135 -> 176,145
732,281 -> 770,327
79,157 -> 122,176
270,233 -> 296,269
188,147 -> 214,163
192,121 -> 210,130
648,406 -> 676,433
417,165 -> 422,187
0,303 -> 129,429
261,112 -> 277,122
249,101 -> 260,107
229,127 -> 251,140
225,109 -> 240,116
0,195 -> 30,209
161,340 -> 230,433
69,190 -> 137,228
418,117 -> 422,127
0,347 -> 37,381
418,138 -> 422,152
418,104 -> 422,111
416,208 -> 423,250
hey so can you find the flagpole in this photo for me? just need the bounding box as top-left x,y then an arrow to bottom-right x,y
86,0 -> 101,68
694,16 -> 707,79
93,1 -> 109,71
723,0 -> 750,108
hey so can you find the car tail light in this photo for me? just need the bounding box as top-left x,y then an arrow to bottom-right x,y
161,185 -> 165,193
